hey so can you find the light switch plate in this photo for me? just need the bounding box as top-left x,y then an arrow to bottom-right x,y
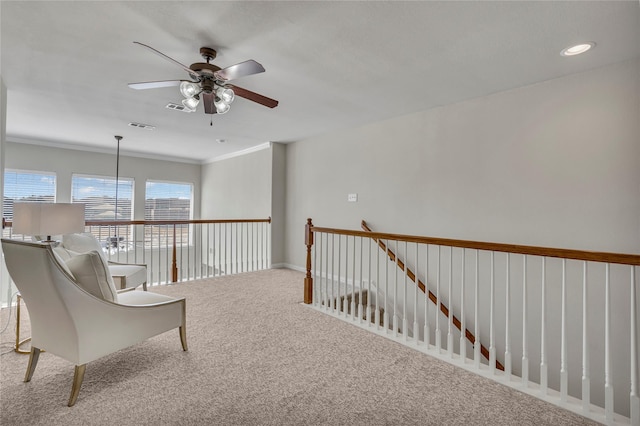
348,193 -> 358,202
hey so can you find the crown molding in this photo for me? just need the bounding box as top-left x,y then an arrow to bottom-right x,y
204,142 -> 272,164
6,136 -> 202,165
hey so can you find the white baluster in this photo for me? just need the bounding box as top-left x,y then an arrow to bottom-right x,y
352,236 -> 357,320
505,253 -> 511,380
403,241 -> 408,341
224,223 -> 228,274
394,240 -> 399,337
376,239 -> 381,329
604,263 -> 613,423
340,236 -> 345,315
460,248 -> 466,362
367,238 -> 372,327
582,261 -> 590,413
414,243 -> 419,344
489,251 -> 496,374
631,266 -> 639,426
424,244 -> 430,349
233,222 -> 242,274
384,240 -> 389,332
240,222 -> 243,273
325,234 -> 330,312
359,237 -> 363,323
448,246 -> 453,358
561,259 -> 568,403
313,230 -> 319,306
522,255 -> 528,387
436,246 -> 442,353
540,257 -> 547,396
331,234 -> 336,312
474,250 -> 480,369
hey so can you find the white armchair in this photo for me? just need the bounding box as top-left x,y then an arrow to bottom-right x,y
1,239 -> 187,406
60,232 -> 148,291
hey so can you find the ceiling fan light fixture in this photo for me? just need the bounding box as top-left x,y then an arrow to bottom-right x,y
216,86 -> 235,104
182,95 -> 200,110
215,98 -> 231,114
180,81 -> 201,98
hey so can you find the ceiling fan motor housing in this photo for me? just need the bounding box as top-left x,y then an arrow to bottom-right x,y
190,62 -> 222,94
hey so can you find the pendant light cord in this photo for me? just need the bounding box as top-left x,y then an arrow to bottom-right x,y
114,136 -> 122,240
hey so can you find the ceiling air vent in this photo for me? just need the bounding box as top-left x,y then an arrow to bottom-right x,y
128,122 -> 156,130
166,103 -> 194,113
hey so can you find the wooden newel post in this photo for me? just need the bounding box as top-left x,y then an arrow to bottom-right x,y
304,218 -> 314,304
171,224 -> 178,283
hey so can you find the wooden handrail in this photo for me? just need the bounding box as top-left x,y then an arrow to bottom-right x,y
309,224 -> 640,266
361,220 -> 504,371
3,218 -> 272,228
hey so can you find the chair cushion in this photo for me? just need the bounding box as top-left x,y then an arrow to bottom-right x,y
117,290 -> 178,306
51,247 -> 76,278
65,250 -> 118,302
62,233 -> 107,261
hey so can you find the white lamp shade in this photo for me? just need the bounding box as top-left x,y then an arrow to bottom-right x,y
182,96 -> 200,110
215,86 -> 235,104
214,98 -> 231,114
13,202 -> 86,237
180,81 -> 200,98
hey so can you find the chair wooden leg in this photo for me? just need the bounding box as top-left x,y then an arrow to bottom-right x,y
68,364 -> 86,407
142,281 -> 148,291
179,325 -> 188,351
15,294 -> 31,354
24,347 -> 41,382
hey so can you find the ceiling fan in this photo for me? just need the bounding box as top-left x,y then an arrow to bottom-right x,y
128,42 -> 278,115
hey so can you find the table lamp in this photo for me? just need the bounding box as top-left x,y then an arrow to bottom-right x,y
12,202 -> 86,243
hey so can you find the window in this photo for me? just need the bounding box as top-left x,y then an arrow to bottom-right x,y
71,174 -> 134,221
145,181 -> 193,220
145,181 -> 193,246
3,169 -> 56,221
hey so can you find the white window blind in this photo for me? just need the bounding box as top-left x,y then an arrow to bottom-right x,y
145,181 -> 192,220
71,174 -> 134,220
3,169 -> 56,220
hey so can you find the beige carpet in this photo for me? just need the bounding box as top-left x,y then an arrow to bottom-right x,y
0,269 -> 598,425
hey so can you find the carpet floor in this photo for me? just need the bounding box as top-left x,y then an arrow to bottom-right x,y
0,269 -> 598,425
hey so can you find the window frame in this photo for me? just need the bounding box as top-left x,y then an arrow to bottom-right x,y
3,168 -> 57,222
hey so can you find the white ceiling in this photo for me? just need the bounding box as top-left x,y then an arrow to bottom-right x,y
2,1 -> 639,164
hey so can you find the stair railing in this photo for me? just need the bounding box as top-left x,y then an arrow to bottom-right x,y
3,217 -> 271,286
361,220 -> 503,371
303,218 -> 639,425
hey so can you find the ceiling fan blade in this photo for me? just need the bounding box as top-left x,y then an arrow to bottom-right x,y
202,92 -> 216,115
128,80 -> 182,90
133,41 -> 200,81
229,85 -> 279,108
214,60 -> 265,82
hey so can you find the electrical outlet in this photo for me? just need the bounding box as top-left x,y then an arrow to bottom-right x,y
348,193 -> 358,202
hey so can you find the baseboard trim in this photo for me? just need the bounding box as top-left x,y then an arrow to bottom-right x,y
272,263 -> 305,273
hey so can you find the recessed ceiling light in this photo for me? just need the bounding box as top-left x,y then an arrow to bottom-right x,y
561,42 -> 595,57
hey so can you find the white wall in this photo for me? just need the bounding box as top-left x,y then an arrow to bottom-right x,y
271,143 -> 287,265
200,143 -> 286,264
5,141 -> 202,220
1,76 -> 13,307
285,58 -> 640,268
200,145 -> 271,219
